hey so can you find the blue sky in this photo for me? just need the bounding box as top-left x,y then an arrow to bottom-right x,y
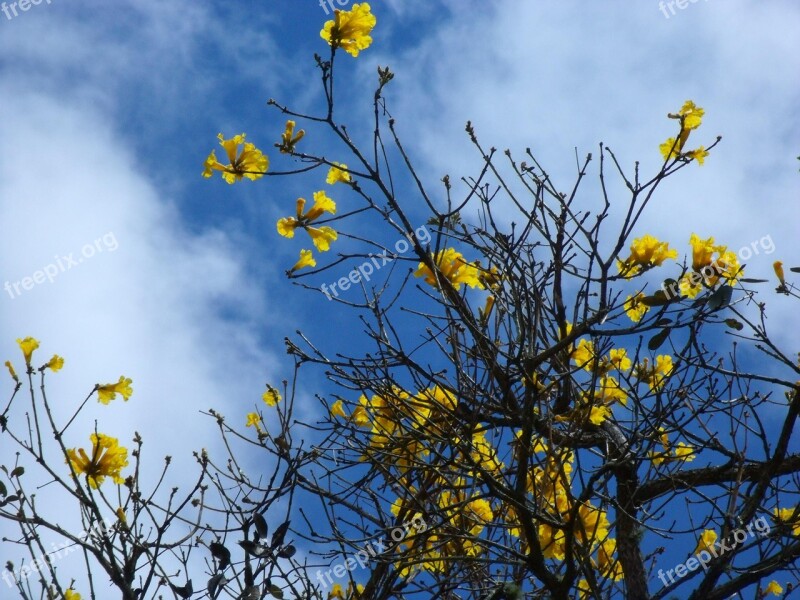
1,0 -> 799,596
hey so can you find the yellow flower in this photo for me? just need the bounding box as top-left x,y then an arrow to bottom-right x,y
66,433 -> 128,488
659,137 -> 681,161
328,584 -> 345,599
277,192 -> 338,251
673,100 -> 704,131
203,133 -> 269,184
694,529 -> 718,554
596,376 -> 627,406
689,234 -> 742,285
661,101 -> 706,164
320,3 -> 376,57
773,260 -> 786,287
686,147 -> 709,165
763,580 -> 784,596
306,226 -> 338,252
650,428 -> 696,465
116,507 -> 127,525
277,120 -> 305,154
263,385 -> 282,407
65,591 -> 82,600
574,502 -> 610,547
44,355 -> 64,372
577,579 -> 592,600
607,348 -> 632,372
97,376 -> 133,404
690,233 -> 717,271
618,234 -> 677,278
291,249 -> 316,272
330,399 -> 347,418
624,293 -> 649,323
4,360 -> 19,382
16,337 -> 39,367
414,248 -> 485,290
464,497 -> 494,536
635,355 -> 673,391
326,162 -> 351,185
539,522 -> 566,560
571,338 -> 596,371
772,506 -> 800,536
597,539 -> 624,581
245,412 -> 263,432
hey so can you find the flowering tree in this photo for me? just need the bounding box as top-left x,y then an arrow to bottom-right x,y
3,3 -> 800,600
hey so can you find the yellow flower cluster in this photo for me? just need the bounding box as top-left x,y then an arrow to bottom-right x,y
659,100 -> 709,165
320,3 -> 376,57
617,234 -> 678,279
772,506 -> 800,536
649,428 -> 696,465
414,248 -> 485,290
634,355 -> 674,392
203,133 -> 269,184
97,376 -> 133,404
327,582 -> 364,599
66,433 -> 129,489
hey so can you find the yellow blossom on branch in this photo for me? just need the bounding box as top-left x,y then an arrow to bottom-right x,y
291,249 -> 316,272
320,3 -> 376,57
773,260 -> 786,287
245,412 -> 263,432
571,338 -> 597,371
16,336 -> 39,367
624,293 -> 649,323
650,427 -> 696,466
4,360 -> 18,382
617,234 -> 677,278
203,133 -> 269,184
660,100 -> 707,165
65,591 -> 82,600
688,234 -> 742,284
263,385 -> 282,407
694,529 -> 718,554
772,506 -> 800,536
763,580 -> 784,596
635,355 -> 674,391
66,433 -> 129,489
97,376 -> 133,404
277,192 -> 338,252
44,354 -> 64,372
326,162 -> 352,185
277,120 -> 305,154
414,248 -> 485,290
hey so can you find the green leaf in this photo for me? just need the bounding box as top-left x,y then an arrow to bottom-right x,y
739,278 -> 769,283
724,319 -> 744,331
640,291 -> 672,307
268,584 -> 284,599
10,467 -> 24,478
0,481 -> 6,496
253,513 -> 268,540
789,267 -> 800,273
648,329 -> 670,351
707,285 -> 733,310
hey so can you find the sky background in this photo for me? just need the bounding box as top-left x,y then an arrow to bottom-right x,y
1,0 -> 799,596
